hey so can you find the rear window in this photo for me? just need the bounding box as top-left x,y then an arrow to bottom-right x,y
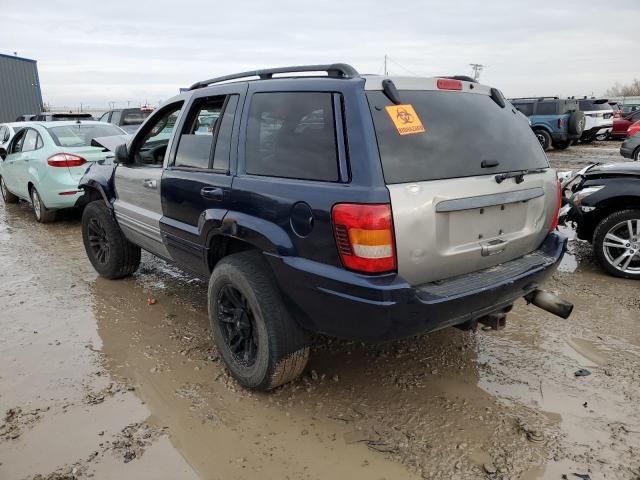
48,124 -> 124,147
367,90 -> 548,184
122,110 -> 152,126
50,114 -> 94,121
579,100 -> 611,111
513,103 -> 533,116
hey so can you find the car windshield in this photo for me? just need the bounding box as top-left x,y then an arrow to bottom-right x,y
48,124 -> 124,147
367,90 -> 548,184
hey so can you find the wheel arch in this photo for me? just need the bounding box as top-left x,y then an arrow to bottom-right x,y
583,197 -> 640,241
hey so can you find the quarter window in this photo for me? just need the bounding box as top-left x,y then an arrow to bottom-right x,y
22,129 -> 39,152
212,96 -> 239,171
245,92 -> 339,181
535,103 -> 556,115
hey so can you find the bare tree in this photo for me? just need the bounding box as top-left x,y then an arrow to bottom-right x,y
605,79 -> 640,97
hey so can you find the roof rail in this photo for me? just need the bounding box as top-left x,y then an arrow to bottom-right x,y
510,96 -> 560,101
188,63 -> 359,90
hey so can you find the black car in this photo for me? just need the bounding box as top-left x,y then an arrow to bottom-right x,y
620,134 -> 640,161
98,107 -> 153,134
33,112 -> 95,122
562,163 -> 640,278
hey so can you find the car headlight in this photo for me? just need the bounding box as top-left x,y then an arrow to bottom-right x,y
571,186 -> 604,207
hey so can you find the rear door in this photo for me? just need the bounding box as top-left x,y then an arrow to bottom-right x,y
160,84 -> 245,275
366,86 -> 557,285
114,102 -> 184,259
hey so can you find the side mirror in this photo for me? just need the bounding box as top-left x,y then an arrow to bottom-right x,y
0,147 -> 7,161
114,143 -> 131,165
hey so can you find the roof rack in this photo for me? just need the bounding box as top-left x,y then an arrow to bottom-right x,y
188,63 -> 359,90
510,96 -> 560,101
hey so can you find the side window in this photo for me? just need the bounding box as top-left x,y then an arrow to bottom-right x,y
35,133 -> 43,149
10,129 -> 26,153
212,95 -> 239,171
245,92 -> 339,181
535,103 -> 557,115
22,129 -> 39,152
514,103 -> 533,116
174,96 -> 225,169
111,111 -> 122,125
99,112 -> 110,122
132,103 -> 183,167
0,127 -> 7,143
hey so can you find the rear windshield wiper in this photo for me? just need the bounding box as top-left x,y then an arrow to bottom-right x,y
495,168 -> 546,184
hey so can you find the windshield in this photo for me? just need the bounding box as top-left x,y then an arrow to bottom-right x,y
48,124 -> 125,147
367,90 -> 548,184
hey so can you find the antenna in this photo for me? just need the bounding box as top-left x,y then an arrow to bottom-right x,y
469,63 -> 485,81
384,54 -> 388,76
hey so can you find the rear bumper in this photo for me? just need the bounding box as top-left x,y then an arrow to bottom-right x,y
266,232 -> 567,341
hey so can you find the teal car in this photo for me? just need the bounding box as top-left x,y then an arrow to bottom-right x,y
0,121 -> 125,222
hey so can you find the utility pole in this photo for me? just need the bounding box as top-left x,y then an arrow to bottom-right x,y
470,63 -> 485,81
384,54 -> 388,76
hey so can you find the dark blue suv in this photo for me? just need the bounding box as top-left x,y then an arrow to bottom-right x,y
511,97 -> 585,151
78,64 -> 571,390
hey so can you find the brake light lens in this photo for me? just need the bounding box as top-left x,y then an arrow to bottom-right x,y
332,204 -> 397,273
47,153 -> 87,168
436,79 -> 463,91
550,180 -> 562,231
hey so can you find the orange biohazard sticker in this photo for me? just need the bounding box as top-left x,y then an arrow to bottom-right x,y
385,104 -> 426,136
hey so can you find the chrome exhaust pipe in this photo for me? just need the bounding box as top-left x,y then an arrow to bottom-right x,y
524,289 -> 573,319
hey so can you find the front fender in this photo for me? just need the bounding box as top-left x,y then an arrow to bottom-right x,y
77,160 -> 117,208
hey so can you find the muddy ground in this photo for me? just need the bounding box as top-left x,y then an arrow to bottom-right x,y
1,141 -> 639,480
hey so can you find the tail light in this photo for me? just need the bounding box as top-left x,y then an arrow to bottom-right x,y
557,118 -> 565,129
47,153 -> 86,167
436,79 -> 463,91
549,180 -> 562,231
332,204 -> 397,273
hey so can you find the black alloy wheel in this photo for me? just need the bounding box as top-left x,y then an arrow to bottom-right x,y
217,284 -> 259,366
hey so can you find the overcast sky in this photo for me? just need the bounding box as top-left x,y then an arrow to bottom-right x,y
2,0 -> 638,109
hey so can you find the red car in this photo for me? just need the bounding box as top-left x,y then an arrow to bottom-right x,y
612,110 -> 640,138
628,120 -> 640,138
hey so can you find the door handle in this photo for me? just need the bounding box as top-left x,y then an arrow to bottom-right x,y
143,179 -> 157,189
200,187 -> 224,201
480,239 -> 508,256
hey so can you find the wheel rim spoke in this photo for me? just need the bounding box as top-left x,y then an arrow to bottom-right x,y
216,283 -> 258,366
605,233 -> 627,246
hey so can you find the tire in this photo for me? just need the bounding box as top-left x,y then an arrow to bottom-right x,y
595,132 -> 609,141
81,201 -> 141,279
0,176 -> 18,204
534,130 -> 552,151
593,209 -> 640,279
634,147 -> 640,162
553,140 -> 571,150
581,135 -> 595,144
208,251 -> 309,391
30,187 -> 56,223
568,111 -> 585,136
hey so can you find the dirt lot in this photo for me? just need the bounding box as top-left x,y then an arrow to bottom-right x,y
1,141 -> 639,480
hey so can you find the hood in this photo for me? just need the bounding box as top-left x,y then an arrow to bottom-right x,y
586,162 -> 640,178
90,134 -> 130,152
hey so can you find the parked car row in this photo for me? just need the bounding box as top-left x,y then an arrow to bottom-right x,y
508,96 -> 640,150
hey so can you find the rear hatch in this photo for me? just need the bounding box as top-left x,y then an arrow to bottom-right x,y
366,79 -> 558,285
46,123 -> 126,180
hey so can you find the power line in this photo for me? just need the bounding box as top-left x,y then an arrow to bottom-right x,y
469,63 -> 485,81
386,56 -> 422,76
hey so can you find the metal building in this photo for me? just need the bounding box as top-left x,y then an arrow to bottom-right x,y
0,53 -> 43,122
